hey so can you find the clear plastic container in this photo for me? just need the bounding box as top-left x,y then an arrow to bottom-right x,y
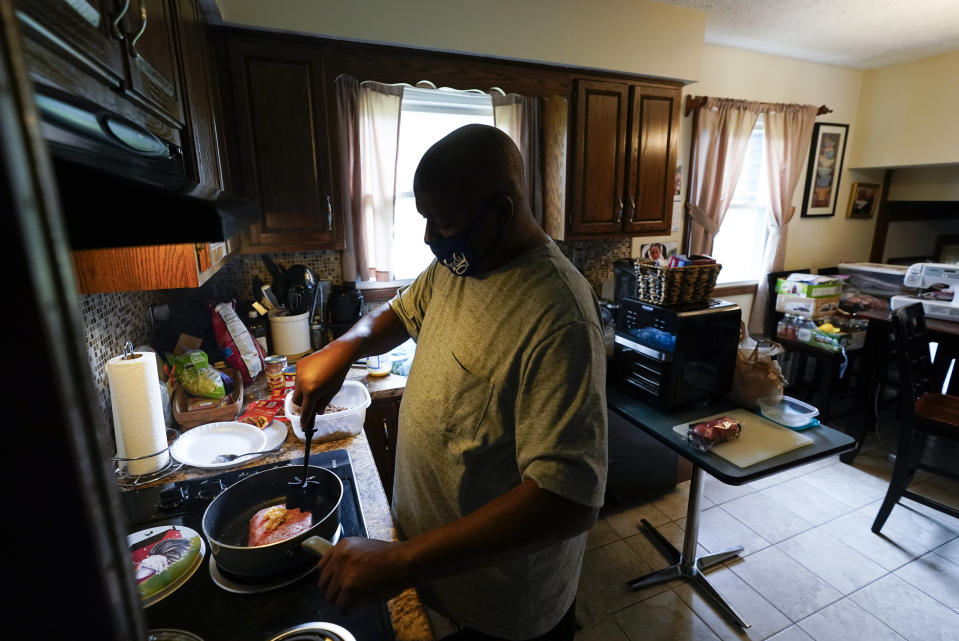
284,380 -> 371,442
757,395 -> 819,428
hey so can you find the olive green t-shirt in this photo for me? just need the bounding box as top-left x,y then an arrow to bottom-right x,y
388,240 -> 608,639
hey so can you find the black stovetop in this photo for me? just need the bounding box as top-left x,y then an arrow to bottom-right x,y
123,449 -> 395,641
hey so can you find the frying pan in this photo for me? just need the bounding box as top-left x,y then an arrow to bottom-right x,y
201,464 -> 342,578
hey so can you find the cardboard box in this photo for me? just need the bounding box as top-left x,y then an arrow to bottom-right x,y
776,294 -> 841,318
775,274 -> 842,298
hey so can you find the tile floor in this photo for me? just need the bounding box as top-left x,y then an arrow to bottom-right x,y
575,429 -> 959,641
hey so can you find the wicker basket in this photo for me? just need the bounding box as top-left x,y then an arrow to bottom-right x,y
172,367 -> 244,429
635,260 -> 722,306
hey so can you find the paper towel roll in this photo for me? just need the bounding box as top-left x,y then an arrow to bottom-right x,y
107,351 -> 169,476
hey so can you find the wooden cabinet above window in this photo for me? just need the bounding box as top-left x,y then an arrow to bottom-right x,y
568,79 -> 680,239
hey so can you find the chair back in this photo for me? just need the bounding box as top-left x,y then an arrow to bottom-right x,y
891,303 -> 934,409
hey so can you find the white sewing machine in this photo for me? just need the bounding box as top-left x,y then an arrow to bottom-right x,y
890,263 -> 959,322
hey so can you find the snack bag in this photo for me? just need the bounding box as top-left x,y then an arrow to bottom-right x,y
687,416 -> 742,452
212,300 -> 265,385
166,349 -> 225,399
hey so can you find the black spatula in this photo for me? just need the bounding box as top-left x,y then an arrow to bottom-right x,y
286,414 -> 322,513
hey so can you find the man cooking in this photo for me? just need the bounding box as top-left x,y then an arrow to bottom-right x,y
293,124 -> 607,641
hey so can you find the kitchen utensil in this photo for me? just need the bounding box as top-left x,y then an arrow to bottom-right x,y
261,284 -> 280,309
211,440 -> 284,463
262,256 -> 288,304
286,264 -> 316,293
286,283 -> 309,315
671,409 -> 813,468
169,422 -> 267,469
201,464 -> 341,578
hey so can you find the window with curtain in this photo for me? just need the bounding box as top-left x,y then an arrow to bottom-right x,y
712,115 -> 772,284
390,87 -> 495,280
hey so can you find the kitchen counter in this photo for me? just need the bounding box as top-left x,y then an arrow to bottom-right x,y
140,368 -> 430,641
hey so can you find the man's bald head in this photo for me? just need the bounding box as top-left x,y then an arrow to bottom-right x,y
414,124 -> 526,210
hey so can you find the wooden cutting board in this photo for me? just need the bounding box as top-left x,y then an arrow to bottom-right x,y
672,408 -> 814,468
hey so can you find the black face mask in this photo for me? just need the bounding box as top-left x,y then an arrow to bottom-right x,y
426,200 -> 499,277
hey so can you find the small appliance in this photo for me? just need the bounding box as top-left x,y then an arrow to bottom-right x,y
613,298 -> 741,409
890,262 -> 959,322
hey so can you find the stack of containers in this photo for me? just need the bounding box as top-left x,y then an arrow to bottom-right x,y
775,274 -> 861,351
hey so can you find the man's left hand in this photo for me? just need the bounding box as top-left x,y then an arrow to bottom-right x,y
316,537 -> 411,610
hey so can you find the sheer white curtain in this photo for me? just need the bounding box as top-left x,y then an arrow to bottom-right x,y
492,92 -> 543,225
334,75 -> 403,282
748,103 -> 819,333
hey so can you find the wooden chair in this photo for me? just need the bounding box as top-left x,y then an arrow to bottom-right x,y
871,303 -> 959,533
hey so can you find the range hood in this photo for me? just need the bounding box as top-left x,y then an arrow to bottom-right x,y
35,86 -> 259,249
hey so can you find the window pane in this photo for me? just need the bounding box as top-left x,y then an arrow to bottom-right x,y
713,116 -> 769,283
385,88 -> 494,280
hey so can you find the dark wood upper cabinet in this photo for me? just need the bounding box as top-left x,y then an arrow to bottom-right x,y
569,78 -> 680,238
625,84 -> 680,234
118,0 -> 184,126
15,0 -> 127,89
172,0 -> 224,189
570,79 -> 630,236
224,35 -> 340,252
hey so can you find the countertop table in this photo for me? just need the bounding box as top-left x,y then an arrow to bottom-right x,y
136,368 -> 432,641
607,382 -> 855,628
843,309 -> 959,463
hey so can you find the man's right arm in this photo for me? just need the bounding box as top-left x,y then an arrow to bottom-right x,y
293,303 -> 409,430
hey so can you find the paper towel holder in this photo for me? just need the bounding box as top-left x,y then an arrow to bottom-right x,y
121,340 -> 142,360
113,427 -> 183,488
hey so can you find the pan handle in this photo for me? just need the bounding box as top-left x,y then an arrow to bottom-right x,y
301,536 -> 334,558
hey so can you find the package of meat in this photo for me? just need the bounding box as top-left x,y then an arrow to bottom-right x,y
248,505 -> 313,547
687,416 -> 742,452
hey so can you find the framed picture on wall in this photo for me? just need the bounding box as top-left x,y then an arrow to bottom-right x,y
800,122 -> 849,217
845,182 -> 881,218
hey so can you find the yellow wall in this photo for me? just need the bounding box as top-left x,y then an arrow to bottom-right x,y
215,0 -> 706,82
634,45 -> 885,273
850,50 -> 959,168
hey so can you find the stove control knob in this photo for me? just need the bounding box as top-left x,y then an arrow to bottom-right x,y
198,479 -> 226,500
158,485 -> 188,511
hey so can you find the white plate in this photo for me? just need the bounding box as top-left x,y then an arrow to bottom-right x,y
170,421 -> 268,469
128,525 -> 206,608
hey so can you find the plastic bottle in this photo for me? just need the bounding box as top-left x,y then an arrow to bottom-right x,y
796,317 -> 815,344
247,309 -> 269,354
776,315 -> 788,340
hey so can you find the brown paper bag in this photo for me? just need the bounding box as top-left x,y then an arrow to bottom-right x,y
728,322 -> 785,409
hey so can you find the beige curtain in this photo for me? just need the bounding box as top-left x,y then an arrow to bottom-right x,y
687,99 -> 762,255
748,103 -> 819,333
334,75 -> 403,282
492,92 -> 543,225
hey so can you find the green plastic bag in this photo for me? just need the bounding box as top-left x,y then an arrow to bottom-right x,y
165,350 -> 225,399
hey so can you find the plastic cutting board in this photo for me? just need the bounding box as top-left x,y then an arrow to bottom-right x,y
672,408 -> 814,468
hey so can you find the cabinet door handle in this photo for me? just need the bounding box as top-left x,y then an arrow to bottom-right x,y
628,196 -> 637,222
382,419 -> 390,453
111,0 -> 130,40
326,195 -> 333,230
129,0 -> 147,58
615,196 -> 624,223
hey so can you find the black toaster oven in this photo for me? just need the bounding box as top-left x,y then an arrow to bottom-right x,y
613,298 -> 741,409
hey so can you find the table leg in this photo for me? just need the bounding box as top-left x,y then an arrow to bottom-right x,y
626,467 -> 750,629
841,320 -> 889,464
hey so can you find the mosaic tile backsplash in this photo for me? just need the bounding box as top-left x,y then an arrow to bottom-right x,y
80,241 -> 630,427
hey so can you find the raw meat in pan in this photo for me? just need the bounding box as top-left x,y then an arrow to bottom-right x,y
248,505 -> 313,547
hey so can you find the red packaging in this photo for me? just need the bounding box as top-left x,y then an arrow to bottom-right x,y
687,416 -> 742,452
237,399 -> 284,429
212,300 -> 266,385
